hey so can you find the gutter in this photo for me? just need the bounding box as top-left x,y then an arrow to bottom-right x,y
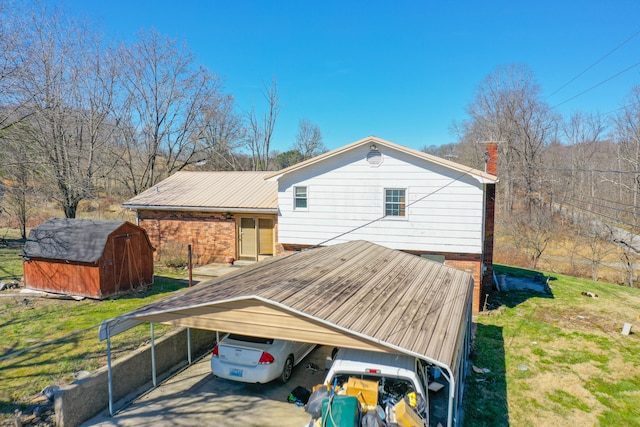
123,205 -> 278,214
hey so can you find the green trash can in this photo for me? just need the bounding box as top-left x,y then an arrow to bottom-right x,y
321,395 -> 360,427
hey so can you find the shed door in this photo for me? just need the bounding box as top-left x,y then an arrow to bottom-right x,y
113,233 -> 143,292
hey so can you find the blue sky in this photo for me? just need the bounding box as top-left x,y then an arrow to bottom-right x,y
48,0 -> 640,152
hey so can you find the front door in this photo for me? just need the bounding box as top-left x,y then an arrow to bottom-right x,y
238,216 -> 274,261
239,217 -> 257,260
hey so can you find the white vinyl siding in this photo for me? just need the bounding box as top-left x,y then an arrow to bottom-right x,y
277,145 -> 486,254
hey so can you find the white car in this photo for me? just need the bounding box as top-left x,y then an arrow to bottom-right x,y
211,334 -> 315,383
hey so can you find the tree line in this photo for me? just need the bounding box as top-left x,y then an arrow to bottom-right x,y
0,2 -> 325,237
1,4 -> 637,285
425,64 -> 640,286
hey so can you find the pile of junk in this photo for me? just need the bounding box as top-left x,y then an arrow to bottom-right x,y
301,374 -> 428,427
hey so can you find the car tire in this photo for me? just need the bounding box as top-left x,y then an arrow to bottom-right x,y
280,355 -> 294,383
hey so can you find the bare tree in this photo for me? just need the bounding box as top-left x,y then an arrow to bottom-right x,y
0,123 -> 40,238
507,204 -> 557,269
244,78 -> 281,170
18,7 -> 117,218
193,94 -> 245,170
462,64 -> 559,214
294,118 -> 325,160
0,0 -> 30,133
613,86 -> 640,222
113,29 -> 227,194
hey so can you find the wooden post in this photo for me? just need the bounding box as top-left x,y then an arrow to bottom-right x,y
188,244 -> 192,287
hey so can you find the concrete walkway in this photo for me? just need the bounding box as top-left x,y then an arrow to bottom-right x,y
83,347 -> 332,427
191,260 -> 256,280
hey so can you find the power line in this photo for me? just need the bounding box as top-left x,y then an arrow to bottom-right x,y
511,180 -> 640,230
547,29 -> 640,99
530,165 -> 640,175
551,61 -> 640,109
543,184 -> 639,211
512,179 -> 637,215
315,165 -> 484,247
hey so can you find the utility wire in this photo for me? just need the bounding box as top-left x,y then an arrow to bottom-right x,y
512,179 -> 636,215
315,165 -> 485,247
547,29 -> 640,99
551,61 -> 640,109
529,166 -> 640,175
511,180 -> 640,230
511,174 -> 638,211
541,184 -> 639,211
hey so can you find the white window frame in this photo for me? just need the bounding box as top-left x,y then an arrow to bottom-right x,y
384,188 -> 407,218
293,186 -> 308,210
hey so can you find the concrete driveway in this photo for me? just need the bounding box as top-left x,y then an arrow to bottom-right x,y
84,346 -> 332,427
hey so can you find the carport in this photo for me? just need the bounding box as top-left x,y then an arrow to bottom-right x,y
99,240 -> 474,426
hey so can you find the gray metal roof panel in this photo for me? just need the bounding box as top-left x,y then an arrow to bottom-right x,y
23,218 -> 126,263
105,240 -> 473,370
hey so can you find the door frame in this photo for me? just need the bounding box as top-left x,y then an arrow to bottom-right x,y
236,215 -> 275,261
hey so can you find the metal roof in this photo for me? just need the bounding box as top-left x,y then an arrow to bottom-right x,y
123,171 -> 278,212
266,136 -> 498,184
23,218 -> 127,263
100,240 -> 473,373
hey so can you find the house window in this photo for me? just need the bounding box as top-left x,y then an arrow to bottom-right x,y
294,186 -> 307,209
385,188 -> 406,217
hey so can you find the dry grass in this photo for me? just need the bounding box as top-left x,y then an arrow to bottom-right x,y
465,265 -> 640,426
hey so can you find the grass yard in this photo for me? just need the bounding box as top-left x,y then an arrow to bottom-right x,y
0,268 -> 191,422
465,265 -> 640,426
2,227 -> 640,426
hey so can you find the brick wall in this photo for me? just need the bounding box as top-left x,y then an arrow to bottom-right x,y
443,257 -> 484,313
482,184 -> 496,304
138,210 -> 236,265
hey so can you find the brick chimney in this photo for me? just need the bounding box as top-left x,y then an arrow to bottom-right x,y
480,141 -> 497,311
485,142 -> 498,176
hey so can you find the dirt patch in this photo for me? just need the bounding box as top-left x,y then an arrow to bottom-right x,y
534,306 -> 621,335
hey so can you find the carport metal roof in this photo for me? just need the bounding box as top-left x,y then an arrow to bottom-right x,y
100,240 -> 473,374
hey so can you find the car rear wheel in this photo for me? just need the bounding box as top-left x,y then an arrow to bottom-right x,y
280,355 -> 294,383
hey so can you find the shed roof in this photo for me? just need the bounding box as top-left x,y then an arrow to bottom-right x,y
123,171 -> 278,212
100,240 -> 473,372
23,218 -> 127,263
266,136 -> 498,184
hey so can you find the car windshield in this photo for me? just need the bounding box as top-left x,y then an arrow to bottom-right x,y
227,334 -> 274,345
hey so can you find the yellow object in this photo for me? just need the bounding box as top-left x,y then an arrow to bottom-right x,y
394,398 -> 423,427
407,391 -> 417,407
345,377 -> 379,407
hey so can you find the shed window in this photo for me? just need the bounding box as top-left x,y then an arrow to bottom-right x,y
294,186 -> 307,209
385,189 -> 406,217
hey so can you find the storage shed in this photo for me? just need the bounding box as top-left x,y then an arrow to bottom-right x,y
23,218 -> 154,299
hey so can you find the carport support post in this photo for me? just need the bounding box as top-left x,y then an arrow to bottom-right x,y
187,328 -> 192,364
106,324 -> 114,416
151,323 -> 157,387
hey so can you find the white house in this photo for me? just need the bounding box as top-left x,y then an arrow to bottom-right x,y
124,136 -> 498,312
267,136 -> 498,312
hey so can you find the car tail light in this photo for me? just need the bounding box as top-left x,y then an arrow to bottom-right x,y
365,368 -> 381,374
212,345 -> 219,358
258,352 -> 275,364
